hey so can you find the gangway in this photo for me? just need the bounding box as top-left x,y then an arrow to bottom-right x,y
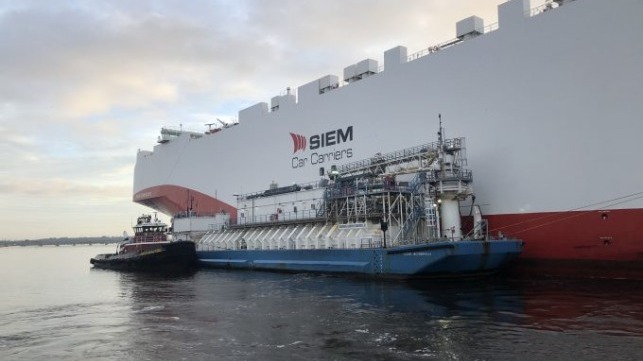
336,139 -> 444,178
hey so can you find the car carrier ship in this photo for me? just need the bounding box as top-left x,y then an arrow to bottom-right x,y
132,0 -> 643,274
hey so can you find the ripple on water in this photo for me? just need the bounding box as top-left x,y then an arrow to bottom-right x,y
3,248 -> 643,361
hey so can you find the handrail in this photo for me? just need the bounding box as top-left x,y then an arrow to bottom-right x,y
236,208 -> 321,226
399,0 -> 575,69
236,179 -> 324,200
527,1 -> 577,17
394,171 -> 428,244
337,137 -> 454,176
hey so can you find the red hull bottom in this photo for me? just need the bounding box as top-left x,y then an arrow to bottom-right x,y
485,208 -> 643,263
134,185 -> 237,222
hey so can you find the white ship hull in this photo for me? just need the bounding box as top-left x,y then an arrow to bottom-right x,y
133,0 -> 643,264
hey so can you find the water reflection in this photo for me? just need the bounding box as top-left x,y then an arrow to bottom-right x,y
113,269 -> 643,360
518,277 -> 643,335
4,246 -> 642,361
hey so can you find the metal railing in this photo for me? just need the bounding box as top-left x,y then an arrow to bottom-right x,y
528,1 -> 576,17
235,208 -> 322,226
427,169 -> 473,184
236,179 -> 324,201
337,138 -> 445,176
395,172 -> 428,244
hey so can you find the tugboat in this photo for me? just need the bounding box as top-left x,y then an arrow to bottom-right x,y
90,214 -> 197,271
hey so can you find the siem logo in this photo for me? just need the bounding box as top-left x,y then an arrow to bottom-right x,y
289,126 -> 353,154
289,132 -> 307,153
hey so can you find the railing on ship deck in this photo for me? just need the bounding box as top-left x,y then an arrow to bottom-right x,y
378,0 -> 576,77
236,209 -> 322,227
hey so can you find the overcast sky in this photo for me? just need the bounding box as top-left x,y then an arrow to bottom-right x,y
1,0 -> 547,240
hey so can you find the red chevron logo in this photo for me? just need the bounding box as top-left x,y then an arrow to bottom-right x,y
289,132 -> 307,153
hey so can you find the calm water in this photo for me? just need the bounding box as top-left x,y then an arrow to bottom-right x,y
1,246 -> 642,361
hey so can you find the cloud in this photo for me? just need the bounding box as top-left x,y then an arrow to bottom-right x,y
1,7 -> 209,117
0,177 -> 130,199
0,0 -> 517,239
1,0 -> 513,115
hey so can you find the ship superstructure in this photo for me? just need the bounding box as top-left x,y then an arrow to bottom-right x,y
195,132 -> 522,277
133,0 -> 643,265
201,129 -> 475,249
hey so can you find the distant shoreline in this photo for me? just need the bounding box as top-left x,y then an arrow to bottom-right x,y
0,237 -> 122,247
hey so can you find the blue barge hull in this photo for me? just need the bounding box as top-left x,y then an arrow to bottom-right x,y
197,240 -> 523,278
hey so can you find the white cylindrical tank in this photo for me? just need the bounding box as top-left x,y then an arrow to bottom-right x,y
440,198 -> 462,240
473,205 -> 484,240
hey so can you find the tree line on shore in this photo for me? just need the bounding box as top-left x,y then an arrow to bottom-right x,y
0,236 -> 123,247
